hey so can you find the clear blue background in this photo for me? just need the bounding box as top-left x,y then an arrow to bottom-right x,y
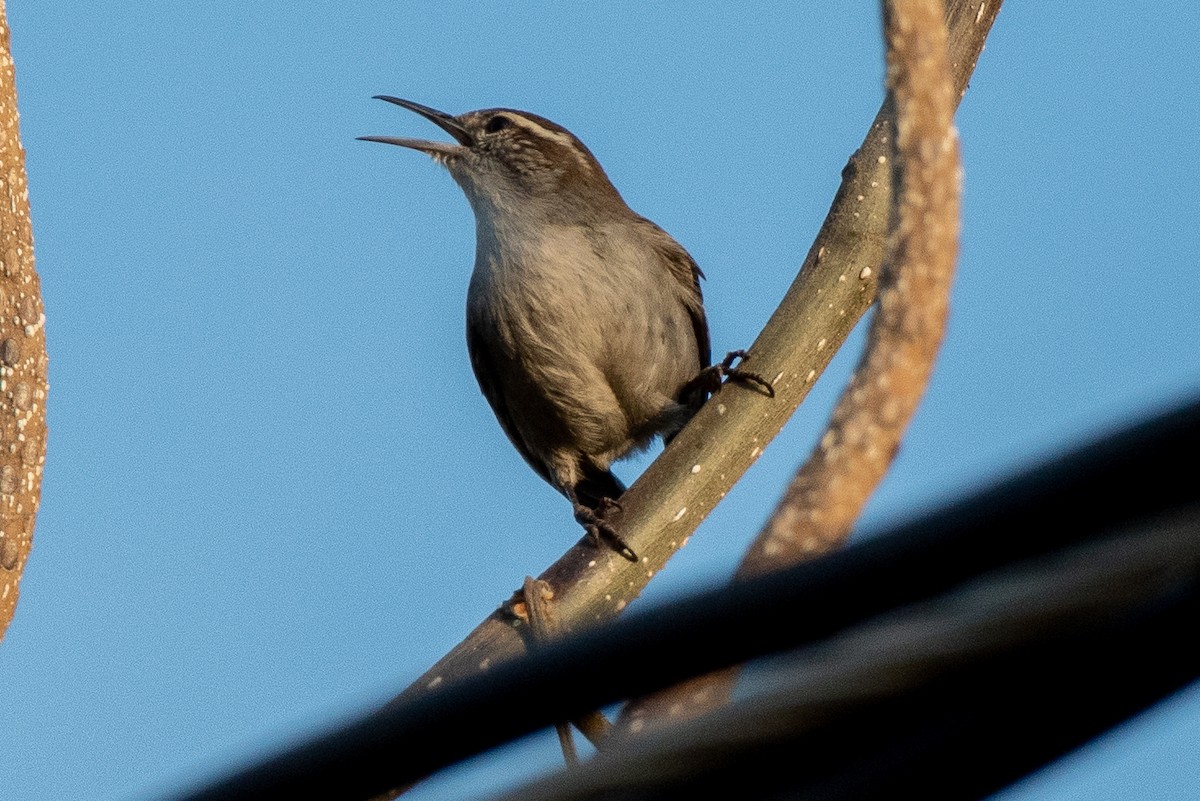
3,2 -> 1198,799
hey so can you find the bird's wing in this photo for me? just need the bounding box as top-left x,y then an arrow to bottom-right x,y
637,216 -> 711,371
466,315 -> 554,488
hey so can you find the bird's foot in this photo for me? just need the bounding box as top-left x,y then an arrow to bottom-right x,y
574,499 -> 637,562
684,350 -> 776,399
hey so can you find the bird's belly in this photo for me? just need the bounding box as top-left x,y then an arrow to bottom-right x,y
468,237 -> 697,457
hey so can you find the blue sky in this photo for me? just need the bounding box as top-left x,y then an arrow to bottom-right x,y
3,2 -> 1198,799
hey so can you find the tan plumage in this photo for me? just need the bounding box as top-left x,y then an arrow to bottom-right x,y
362,98 -> 711,560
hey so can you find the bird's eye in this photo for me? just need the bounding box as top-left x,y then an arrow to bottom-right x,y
485,115 -> 512,134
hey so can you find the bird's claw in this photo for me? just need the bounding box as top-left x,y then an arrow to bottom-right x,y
596,497 -> 623,516
574,501 -> 637,562
718,350 -> 776,398
684,350 -> 776,400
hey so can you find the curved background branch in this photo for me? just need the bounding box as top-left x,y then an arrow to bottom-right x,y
742,0 -> 962,576
0,0 -> 49,642
618,0 -> 968,732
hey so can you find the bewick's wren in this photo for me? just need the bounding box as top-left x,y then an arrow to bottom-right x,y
361,97 -> 768,561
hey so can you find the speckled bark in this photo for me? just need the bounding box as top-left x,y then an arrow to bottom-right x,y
376,1 -> 998,780
0,2 -> 48,642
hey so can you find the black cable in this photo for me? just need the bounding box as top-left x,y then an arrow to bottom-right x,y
166,396 -> 1200,801
498,509 -> 1198,801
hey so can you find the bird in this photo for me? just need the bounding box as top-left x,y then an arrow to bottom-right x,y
360,97 -> 768,562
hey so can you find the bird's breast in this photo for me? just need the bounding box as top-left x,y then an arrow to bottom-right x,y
469,221 -> 610,348
473,218 -> 696,384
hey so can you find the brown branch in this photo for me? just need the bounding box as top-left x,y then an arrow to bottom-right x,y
618,0 -> 971,732
516,578 -> 615,758
520,578 -> 581,766
371,3 -> 997,795
0,1 -> 49,642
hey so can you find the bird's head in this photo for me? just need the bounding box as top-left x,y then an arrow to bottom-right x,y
360,97 -> 627,222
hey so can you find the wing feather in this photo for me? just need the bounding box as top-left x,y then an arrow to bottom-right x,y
466,317 -> 554,486
636,216 -> 711,371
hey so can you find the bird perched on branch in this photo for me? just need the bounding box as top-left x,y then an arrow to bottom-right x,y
361,98 -> 769,561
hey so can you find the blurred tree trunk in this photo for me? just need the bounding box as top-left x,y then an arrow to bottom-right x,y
0,0 -> 50,642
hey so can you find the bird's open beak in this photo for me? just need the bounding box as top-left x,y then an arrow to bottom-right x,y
357,96 -> 473,156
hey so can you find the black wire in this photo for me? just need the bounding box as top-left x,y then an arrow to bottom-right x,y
500,510 -> 1198,801
166,396 -> 1200,801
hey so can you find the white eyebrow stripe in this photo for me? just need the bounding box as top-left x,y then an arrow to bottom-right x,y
505,114 -> 592,171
